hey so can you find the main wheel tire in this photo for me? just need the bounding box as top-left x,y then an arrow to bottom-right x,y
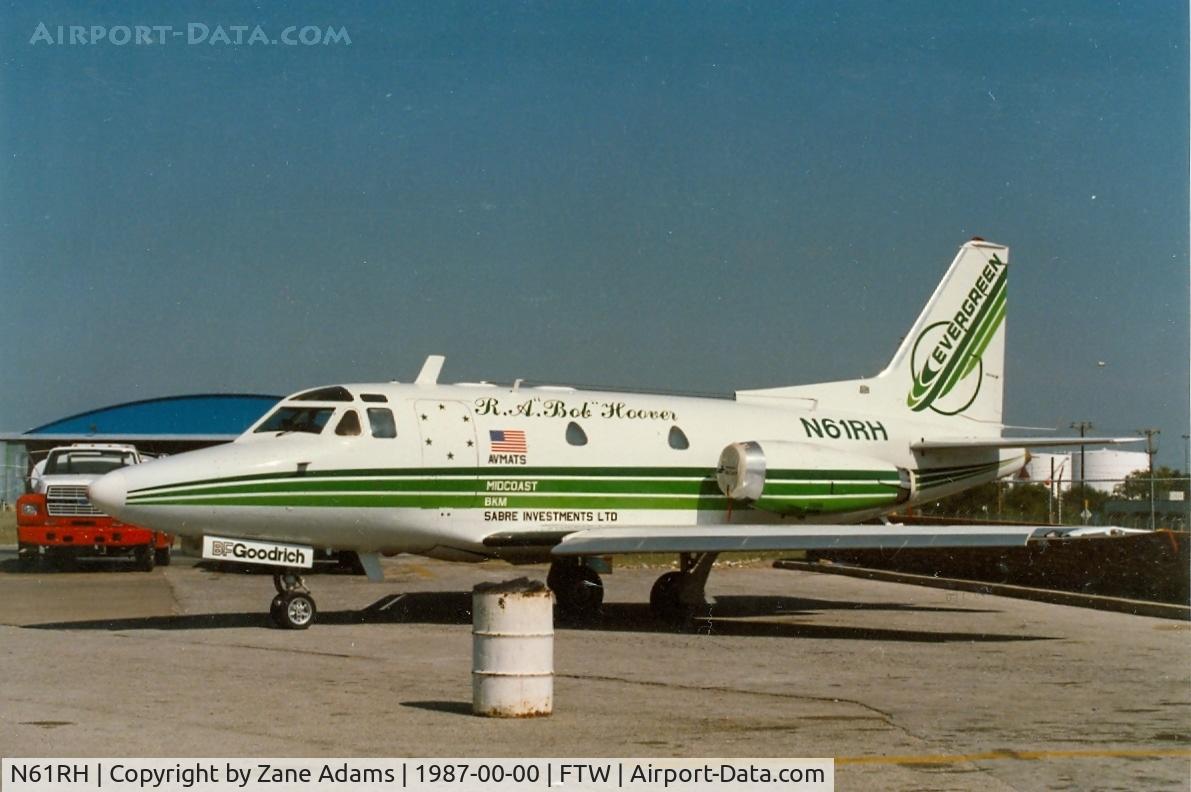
650,571 -> 694,624
275,591 -> 316,630
548,562 -> 604,622
135,545 -> 155,572
154,546 -> 172,566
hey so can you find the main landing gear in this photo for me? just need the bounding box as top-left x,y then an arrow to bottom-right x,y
547,559 -> 604,622
649,552 -> 718,624
547,553 -> 719,626
270,571 -> 317,629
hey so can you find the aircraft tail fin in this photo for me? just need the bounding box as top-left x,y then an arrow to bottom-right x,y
880,238 -> 1008,424
737,239 -> 1009,429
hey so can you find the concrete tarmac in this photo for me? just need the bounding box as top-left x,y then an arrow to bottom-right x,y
0,551 -> 1187,791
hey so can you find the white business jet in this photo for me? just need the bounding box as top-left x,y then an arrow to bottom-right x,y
90,239 -> 1136,628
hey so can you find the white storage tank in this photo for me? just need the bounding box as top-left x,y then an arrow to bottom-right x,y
1072,449 -> 1149,494
1017,452 -> 1073,492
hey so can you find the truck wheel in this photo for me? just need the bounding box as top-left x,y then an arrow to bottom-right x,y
17,544 -> 38,571
154,546 -> 172,566
135,545 -> 156,572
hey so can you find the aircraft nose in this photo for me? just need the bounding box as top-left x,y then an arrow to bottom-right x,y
90,470 -> 128,515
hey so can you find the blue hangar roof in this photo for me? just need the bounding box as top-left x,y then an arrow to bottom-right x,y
7,394 -> 282,442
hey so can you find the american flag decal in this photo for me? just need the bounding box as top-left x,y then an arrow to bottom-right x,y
489,429 -> 528,453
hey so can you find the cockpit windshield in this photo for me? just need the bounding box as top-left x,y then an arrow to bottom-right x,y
254,406 -> 335,435
291,386 -> 354,402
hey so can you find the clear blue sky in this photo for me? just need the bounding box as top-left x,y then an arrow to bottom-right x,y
1,1 -> 1187,466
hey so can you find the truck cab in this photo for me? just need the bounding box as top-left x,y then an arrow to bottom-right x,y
17,443 -> 172,571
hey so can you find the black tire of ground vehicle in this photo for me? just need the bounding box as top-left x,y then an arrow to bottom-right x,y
17,544 -> 38,571
272,591 -> 316,630
154,546 -> 171,566
134,545 -> 156,572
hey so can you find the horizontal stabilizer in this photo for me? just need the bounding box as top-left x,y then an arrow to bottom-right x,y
912,436 -> 1143,451
550,524 -> 1031,557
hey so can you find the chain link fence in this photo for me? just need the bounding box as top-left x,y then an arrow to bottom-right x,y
918,475 -> 1191,530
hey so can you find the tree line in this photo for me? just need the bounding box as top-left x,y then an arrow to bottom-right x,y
914,466 -> 1190,527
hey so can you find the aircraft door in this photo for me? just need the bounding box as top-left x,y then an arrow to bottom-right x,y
415,400 -> 478,507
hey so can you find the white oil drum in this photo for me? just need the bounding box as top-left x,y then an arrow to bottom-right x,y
472,578 -> 554,717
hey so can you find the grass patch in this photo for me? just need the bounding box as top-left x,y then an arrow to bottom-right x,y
0,510 -> 15,545
611,550 -> 804,569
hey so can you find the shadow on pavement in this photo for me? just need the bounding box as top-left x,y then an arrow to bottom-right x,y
23,589 -> 1050,643
400,701 -> 475,716
0,557 -> 148,574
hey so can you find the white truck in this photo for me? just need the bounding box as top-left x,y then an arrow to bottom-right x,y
18,443 -> 172,570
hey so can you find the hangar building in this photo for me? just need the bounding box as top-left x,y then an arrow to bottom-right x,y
1,394 -> 281,504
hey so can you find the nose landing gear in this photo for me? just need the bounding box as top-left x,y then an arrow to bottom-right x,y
270,571 -> 317,629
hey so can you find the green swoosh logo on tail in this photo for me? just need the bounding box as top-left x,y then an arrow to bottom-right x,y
907,256 -> 1006,413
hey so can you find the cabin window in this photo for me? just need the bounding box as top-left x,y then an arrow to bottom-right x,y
255,407 -> 334,435
668,425 -> 690,450
334,410 -> 362,436
292,386 -> 354,402
367,408 -> 397,438
360,393 -> 388,403
566,421 -> 588,446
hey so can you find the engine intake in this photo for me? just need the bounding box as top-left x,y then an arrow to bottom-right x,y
715,440 -> 912,516
716,441 -> 766,502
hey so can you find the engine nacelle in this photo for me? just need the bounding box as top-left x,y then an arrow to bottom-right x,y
716,441 -> 767,501
716,440 -> 912,516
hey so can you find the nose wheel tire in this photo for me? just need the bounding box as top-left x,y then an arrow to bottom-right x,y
270,591 -> 316,629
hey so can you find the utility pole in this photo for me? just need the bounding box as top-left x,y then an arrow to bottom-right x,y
1048,456 -> 1056,524
1137,428 -> 1159,530
1071,421 -> 1093,524
1183,433 -> 1190,531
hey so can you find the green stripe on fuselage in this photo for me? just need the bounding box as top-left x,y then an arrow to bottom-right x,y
127,474 -> 903,502
126,463 -> 1013,516
125,491 -> 902,514
126,466 -> 898,497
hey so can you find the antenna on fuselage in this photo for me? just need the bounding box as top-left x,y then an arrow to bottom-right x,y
415,355 -> 445,385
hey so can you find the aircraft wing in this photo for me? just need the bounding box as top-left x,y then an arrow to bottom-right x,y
912,436 -> 1142,451
548,524 -> 1031,557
